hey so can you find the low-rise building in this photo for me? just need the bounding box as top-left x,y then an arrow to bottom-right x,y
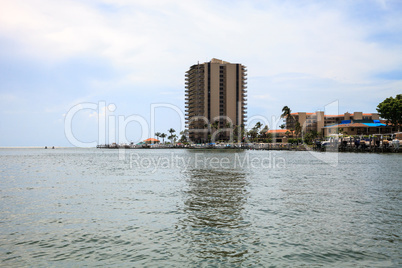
323,120 -> 392,136
285,111 -> 393,136
287,111 -> 380,132
266,129 -> 289,143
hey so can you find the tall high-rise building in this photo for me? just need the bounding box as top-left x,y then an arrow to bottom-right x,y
185,58 -> 247,142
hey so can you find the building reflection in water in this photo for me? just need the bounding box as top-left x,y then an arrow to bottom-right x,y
176,153 -> 260,264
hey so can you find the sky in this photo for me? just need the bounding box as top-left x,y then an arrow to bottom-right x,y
0,0 -> 401,146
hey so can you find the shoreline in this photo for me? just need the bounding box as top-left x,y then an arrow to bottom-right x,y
96,144 -> 401,153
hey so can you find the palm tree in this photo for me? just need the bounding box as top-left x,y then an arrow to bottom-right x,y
281,106 -> 291,119
281,106 -> 294,135
155,132 -> 161,141
179,130 -> 188,143
260,125 -> 269,142
160,133 -> 167,144
168,128 -> 175,135
168,134 -> 177,144
248,128 -> 258,142
167,128 -> 176,144
249,122 -> 262,142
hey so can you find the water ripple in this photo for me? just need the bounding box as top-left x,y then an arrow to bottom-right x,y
0,148 -> 401,266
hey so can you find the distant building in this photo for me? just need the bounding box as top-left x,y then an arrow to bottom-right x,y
283,111 -> 393,137
267,129 -> 289,143
323,120 -> 392,136
185,58 -> 247,142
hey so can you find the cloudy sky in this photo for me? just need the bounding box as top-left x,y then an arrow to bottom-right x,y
0,0 -> 401,146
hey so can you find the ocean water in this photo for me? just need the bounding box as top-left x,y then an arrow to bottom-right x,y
0,148 -> 401,267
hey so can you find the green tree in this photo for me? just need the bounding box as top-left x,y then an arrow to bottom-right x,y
376,94 -> 402,131
168,128 -> 176,135
168,128 -> 176,143
254,121 -> 262,130
281,106 -> 291,120
155,132 -> 161,141
248,128 -> 258,142
303,130 -> 318,145
212,120 -> 219,130
232,124 -> 239,142
259,125 -> 269,142
179,130 -> 188,143
281,106 -> 293,134
160,133 -> 167,144
294,122 -> 301,143
168,134 -> 177,144
252,122 -> 262,142
211,120 -> 220,141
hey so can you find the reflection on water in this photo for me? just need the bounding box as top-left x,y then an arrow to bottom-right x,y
179,168 -> 253,263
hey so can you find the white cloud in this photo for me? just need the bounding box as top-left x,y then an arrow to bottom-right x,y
1,0 -> 400,88
0,0 -> 401,125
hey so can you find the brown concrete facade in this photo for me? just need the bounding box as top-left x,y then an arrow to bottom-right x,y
185,58 -> 247,142
286,111 -> 381,136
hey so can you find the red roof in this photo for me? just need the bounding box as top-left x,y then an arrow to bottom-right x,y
291,112 -> 315,115
144,138 -> 160,142
325,114 -> 344,117
289,112 -> 377,118
267,129 -> 289,133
